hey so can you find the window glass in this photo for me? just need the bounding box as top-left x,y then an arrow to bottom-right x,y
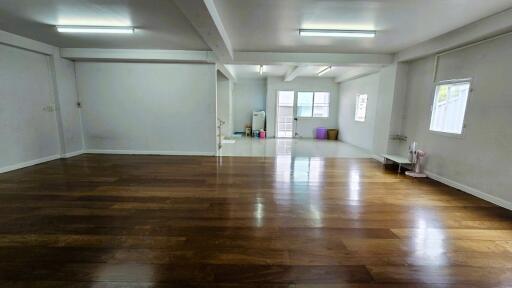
297,92 -> 313,117
313,92 -> 330,117
429,81 -> 470,134
355,94 -> 368,122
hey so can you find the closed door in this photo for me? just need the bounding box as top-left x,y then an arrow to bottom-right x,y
276,91 -> 295,138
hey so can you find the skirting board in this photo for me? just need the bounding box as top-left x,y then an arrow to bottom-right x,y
426,171 -> 512,211
85,149 -> 216,156
62,150 -> 85,158
0,150 -> 86,174
0,154 -> 61,174
372,154 -> 385,163
0,149 -> 213,174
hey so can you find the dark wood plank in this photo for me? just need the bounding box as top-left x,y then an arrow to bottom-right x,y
0,154 -> 510,286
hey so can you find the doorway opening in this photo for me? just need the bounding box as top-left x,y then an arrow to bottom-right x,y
276,91 -> 295,138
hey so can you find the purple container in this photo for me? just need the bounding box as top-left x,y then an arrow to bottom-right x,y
316,127 -> 328,139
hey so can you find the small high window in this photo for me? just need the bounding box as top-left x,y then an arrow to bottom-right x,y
354,94 -> 368,122
429,80 -> 470,135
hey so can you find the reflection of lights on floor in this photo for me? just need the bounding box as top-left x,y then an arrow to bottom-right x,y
275,156 -> 292,183
293,157 -> 310,182
309,204 -> 323,227
92,263 -> 154,285
254,200 -> 264,227
276,139 -> 293,155
412,212 -> 448,267
349,170 -> 361,201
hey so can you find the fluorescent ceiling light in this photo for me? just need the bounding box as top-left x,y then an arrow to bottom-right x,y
299,29 -> 376,38
317,66 -> 332,76
259,65 -> 264,75
56,26 -> 134,34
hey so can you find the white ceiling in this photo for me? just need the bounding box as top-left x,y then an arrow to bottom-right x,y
1,0 -> 510,53
0,0 -> 208,50
226,64 -> 378,81
214,0 -> 512,53
1,0 -> 511,81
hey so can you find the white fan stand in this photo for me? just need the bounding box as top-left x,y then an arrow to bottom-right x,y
406,149 -> 427,178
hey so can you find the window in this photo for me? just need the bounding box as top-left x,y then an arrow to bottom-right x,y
355,94 -> 368,122
429,80 -> 470,134
297,92 -> 313,117
313,92 -> 330,117
297,92 -> 330,118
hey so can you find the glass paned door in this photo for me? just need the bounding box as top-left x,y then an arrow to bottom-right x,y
276,91 -> 295,138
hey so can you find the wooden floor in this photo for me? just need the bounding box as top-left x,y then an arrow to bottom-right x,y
0,154 -> 511,287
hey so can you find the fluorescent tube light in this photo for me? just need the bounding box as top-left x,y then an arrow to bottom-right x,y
299,29 -> 376,38
259,65 -> 264,75
317,66 -> 331,76
56,26 -> 134,34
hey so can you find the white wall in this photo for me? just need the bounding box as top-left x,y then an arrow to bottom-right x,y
233,79 -> 266,133
371,63 -> 410,157
217,72 -> 233,137
266,77 -> 339,138
76,62 -> 217,155
53,57 -> 83,155
338,73 -> 380,151
400,34 -> 512,207
337,63 -> 408,158
0,44 -> 61,171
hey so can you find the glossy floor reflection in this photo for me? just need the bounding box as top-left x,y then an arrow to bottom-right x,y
0,154 -> 511,287
220,137 -> 373,158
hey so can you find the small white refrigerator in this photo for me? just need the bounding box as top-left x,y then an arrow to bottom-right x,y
252,111 -> 265,133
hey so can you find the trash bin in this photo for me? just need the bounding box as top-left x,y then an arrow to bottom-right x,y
327,129 -> 338,140
316,127 -> 328,139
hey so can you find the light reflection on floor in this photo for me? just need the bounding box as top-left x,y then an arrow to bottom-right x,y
272,156 -> 328,227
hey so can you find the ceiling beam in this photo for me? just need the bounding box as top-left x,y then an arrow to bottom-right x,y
60,48 -> 216,63
335,67 -> 381,83
175,0 -> 234,61
230,52 -> 393,66
217,63 -> 237,82
397,8 -> 512,62
0,29 -> 55,55
284,65 -> 309,82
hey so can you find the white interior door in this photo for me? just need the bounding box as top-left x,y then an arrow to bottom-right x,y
276,91 -> 295,138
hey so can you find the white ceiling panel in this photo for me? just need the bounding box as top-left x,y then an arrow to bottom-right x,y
0,0 -> 209,50
214,0 -> 512,53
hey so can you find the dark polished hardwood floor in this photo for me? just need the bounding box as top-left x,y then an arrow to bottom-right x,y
0,154 -> 511,287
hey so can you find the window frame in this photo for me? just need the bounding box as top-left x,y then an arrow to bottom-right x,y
428,78 -> 472,138
296,91 -> 330,119
354,94 -> 368,122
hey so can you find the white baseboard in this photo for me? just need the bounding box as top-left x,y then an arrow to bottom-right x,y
426,170 -> 512,211
62,150 -> 85,158
85,149 -> 216,156
0,149 -> 216,174
371,154 -> 385,163
0,154 -> 61,174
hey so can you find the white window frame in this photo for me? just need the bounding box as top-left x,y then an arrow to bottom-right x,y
354,94 -> 368,122
296,91 -> 330,118
428,79 -> 472,137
